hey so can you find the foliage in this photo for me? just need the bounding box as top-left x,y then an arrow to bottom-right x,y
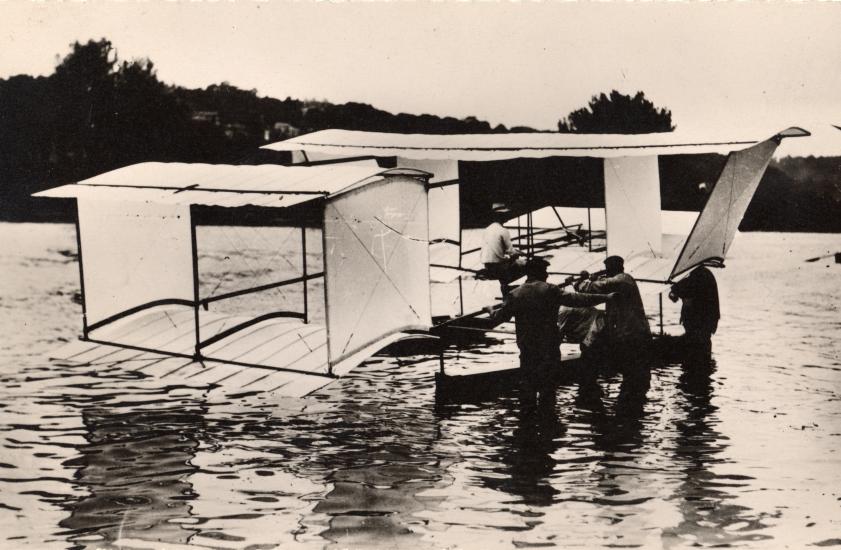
0,41 -> 837,232
558,90 -> 674,134
0,40 -> 509,221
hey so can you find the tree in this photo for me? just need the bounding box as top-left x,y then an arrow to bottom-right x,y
558,90 -> 674,134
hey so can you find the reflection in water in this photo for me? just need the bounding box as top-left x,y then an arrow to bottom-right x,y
664,358 -> 771,546
478,390 -> 565,507
588,373 -> 649,453
303,361 -> 451,549
60,404 -> 203,549
3,226 -> 841,549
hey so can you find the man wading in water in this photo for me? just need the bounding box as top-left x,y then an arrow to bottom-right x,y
576,255 -> 652,410
669,265 -> 720,366
487,257 -> 613,406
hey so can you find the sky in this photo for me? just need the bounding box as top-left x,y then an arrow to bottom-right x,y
3,1 -> 841,157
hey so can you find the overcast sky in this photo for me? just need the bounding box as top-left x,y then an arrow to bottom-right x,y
3,1 -> 840,156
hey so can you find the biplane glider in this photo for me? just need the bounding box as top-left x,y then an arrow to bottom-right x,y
35,163 -> 434,397
263,127 -> 811,329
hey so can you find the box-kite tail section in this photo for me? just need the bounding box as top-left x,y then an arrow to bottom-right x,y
34,163 -> 434,397
323,174 -> 432,376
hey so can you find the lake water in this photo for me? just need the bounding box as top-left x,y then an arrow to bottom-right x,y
1,222 -> 840,550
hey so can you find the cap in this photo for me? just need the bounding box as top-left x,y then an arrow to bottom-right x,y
604,255 -> 624,268
525,256 -> 550,276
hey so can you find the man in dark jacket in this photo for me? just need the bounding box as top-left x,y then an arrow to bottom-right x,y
576,256 -> 651,348
575,255 -> 652,401
488,257 -> 612,398
669,265 -> 720,361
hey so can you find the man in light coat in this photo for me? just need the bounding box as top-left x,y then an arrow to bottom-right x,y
480,203 -> 526,295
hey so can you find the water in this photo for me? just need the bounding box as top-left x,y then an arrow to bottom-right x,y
1,223 -> 840,549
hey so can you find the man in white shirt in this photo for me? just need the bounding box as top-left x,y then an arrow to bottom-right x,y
480,203 -> 527,295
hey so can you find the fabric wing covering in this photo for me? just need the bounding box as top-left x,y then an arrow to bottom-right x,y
323,176 -> 431,376
393,158 -> 461,318
604,155 -> 662,260
78,199 -> 194,345
669,137 -> 779,279
263,128 -> 771,161
34,162 -> 401,208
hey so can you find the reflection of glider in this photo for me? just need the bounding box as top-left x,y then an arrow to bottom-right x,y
35,164 -> 435,397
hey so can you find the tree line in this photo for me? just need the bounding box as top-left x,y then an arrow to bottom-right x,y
0,39 -> 838,231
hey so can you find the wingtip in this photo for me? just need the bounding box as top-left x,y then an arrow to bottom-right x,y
777,127 -> 811,139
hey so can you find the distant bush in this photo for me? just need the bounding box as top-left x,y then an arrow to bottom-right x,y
558,90 -> 674,134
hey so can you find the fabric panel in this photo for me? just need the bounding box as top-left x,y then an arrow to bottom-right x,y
604,155 -> 662,259
395,158 -> 461,319
78,199 -> 194,328
263,128 -> 772,160
669,138 -> 778,279
323,176 -> 431,366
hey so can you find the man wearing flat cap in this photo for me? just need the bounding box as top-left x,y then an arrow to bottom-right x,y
576,255 -> 652,396
487,257 -> 613,402
480,202 -> 526,295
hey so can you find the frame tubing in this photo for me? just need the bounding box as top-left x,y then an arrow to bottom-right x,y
86,298 -> 196,333
74,213 -> 89,338
659,292 -> 664,335
457,182 -> 464,317
75,182 -> 328,196
201,272 -> 324,306
301,226 -> 308,323
190,207 -> 201,359
427,178 -> 460,190
321,216 -> 333,375
197,310 -> 306,350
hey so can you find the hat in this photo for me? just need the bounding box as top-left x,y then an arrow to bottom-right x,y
491,202 -> 511,213
525,256 -> 550,276
604,255 -> 624,268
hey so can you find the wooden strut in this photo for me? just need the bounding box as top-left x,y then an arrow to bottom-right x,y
458,204 -> 464,317
443,325 -> 516,336
301,225 -> 308,323
74,213 -> 88,339
190,208 -> 201,360
201,272 -> 324,305
659,292 -> 664,335
321,212 -> 333,376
